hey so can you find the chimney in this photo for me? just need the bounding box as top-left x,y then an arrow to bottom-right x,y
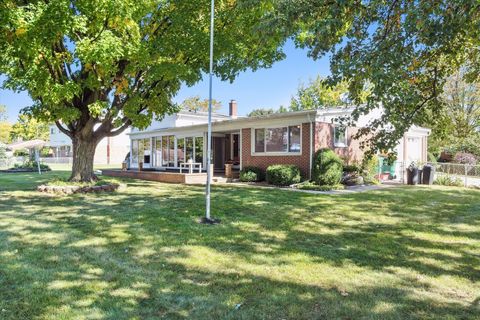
229,100 -> 238,119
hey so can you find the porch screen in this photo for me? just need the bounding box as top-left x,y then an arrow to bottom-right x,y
195,137 -> 203,163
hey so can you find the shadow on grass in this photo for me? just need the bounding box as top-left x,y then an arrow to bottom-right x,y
0,174 -> 479,319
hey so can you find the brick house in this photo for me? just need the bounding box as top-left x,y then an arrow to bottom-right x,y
126,100 -> 430,180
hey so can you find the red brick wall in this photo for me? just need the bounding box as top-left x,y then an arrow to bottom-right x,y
314,122 -> 365,164
241,123 -> 312,178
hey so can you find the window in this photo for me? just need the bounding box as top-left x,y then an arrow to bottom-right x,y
177,138 -> 185,166
254,129 -> 265,153
195,137 -> 203,163
50,128 -> 55,134
154,137 -> 162,167
334,126 -> 347,147
131,140 -> 139,164
162,136 -> 169,167
185,137 -> 194,162
254,125 -> 301,153
288,125 -> 301,152
138,139 -> 144,164
266,127 -> 288,152
143,138 -> 151,164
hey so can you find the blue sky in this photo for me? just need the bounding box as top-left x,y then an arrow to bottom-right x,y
0,41 -> 331,123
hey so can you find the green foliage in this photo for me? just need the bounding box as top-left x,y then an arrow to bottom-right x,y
296,181 -> 344,191
343,164 -> 361,174
0,1 -> 285,130
361,156 -> 380,184
13,160 -> 50,171
427,70 -> 480,157
266,164 -> 301,186
46,177 -> 120,187
428,152 -> 438,164
13,149 -> 29,157
312,148 -> 344,186
273,1 -> 480,158
0,1 -> 287,180
0,121 -> 12,144
180,96 -> 221,113
247,108 -> 276,117
434,175 -> 463,187
10,114 -> 50,141
289,76 -> 366,111
239,166 -> 265,182
0,171 -> 479,319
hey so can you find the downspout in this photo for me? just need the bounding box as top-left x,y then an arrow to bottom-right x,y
307,113 -> 314,180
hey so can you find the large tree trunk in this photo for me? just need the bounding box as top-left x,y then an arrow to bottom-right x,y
70,136 -> 99,182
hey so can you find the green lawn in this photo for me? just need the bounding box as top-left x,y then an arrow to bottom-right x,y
0,171 -> 479,319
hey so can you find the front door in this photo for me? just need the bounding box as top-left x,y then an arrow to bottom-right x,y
213,137 -> 224,170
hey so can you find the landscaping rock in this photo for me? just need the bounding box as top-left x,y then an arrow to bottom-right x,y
37,183 -> 121,195
342,173 -> 364,186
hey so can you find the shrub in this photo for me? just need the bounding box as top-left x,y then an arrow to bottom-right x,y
13,160 -> 51,171
428,152 -> 438,163
239,166 -> 265,182
453,152 -> 477,165
312,148 -> 344,185
266,164 -> 301,186
296,181 -> 344,191
361,156 -> 380,185
343,164 -> 361,174
434,175 -> 463,187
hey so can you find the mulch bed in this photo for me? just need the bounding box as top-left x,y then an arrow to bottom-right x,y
37,183 -> 120,195
1,168 -> 51,173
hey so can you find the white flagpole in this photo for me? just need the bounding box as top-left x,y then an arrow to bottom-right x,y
205,0 -> 215,222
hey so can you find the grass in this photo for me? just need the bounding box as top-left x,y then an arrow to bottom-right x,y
0,170 -> 479,319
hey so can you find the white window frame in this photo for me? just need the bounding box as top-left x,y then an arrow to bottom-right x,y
333,126 -> 348,148
251,125 -> 302,156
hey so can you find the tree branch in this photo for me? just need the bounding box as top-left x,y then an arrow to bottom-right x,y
55,121 -> 73,138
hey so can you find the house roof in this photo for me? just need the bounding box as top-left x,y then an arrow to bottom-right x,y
129,107 -> 431,138
7,139 -> 47,150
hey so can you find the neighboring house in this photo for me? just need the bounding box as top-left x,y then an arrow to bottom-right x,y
7,139 -> 46,158
128,100 -> 430,179
49,125 -> 131,165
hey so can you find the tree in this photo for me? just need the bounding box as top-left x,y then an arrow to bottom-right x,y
0,104 -> 12,144
0,104 -> 7,121
428,70 -> 480,156
0,122 -> 13,144
180,96 -> 221,113
289,76 -> 353,111
0,1 -> 286,181
247,108 -> 275,117
10,114 -> 50,142
273,0 -> 480,158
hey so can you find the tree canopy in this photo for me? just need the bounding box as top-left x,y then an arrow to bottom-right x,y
180,96 -> 221,113
10,114 -> 50,142
0,0 -> 286,181
273,0 -> 480,157
0,105 -> 12,144
247,108 -> 276,117
428,70 -> 480,157
289,76 -> 352,111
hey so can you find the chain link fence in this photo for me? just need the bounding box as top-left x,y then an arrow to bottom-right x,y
386,161 -> 480,187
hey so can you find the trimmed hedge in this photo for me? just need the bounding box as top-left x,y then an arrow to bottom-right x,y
312,148 -> 343,185
266,164 -> 301,186
239,166 -> 265,182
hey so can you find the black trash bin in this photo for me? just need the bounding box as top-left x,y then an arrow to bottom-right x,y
407,163 -> 421,185
422,164 -> 436,185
